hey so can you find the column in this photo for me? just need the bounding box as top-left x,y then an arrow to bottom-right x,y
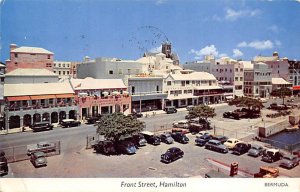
6,118 -> 10,132
66,113 -> 69,119
161,99 -> 165,110
112,105 -> 115,113
20,116 -> 24,128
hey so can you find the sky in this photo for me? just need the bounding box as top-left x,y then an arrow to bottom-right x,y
1,0 -> 300,63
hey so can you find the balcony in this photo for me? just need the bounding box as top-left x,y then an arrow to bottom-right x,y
6,103 -> 75,112
77,95 -> 131,106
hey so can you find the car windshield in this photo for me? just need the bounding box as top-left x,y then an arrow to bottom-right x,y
251,145 -> 260,150
227,140 -> 233,143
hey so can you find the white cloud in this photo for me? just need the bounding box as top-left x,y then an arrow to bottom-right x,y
237,40 -> 274,50
189,45 -> 219,57
267,25 -> 279,33
155,0 -> 167,5
296,0 -> 300,3
149,45 -> 162,53
225,8 -> 260,21
232,49 -> 244,58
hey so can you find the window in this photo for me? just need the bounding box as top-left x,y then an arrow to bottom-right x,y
59,64 -> 61,67
131,86 -> 135,94
216,69 -> 219,72
63,71 -> 65,75
54,71 -> 56,73
15,62 -> 18,65
48,55 -> 51,59
184,90 -> 187,94
235,68 -> 238,72
63,64 -> 65,67
46,63 -> 52,67
186,81 -> 190,85
167,81 -> 171,86
240,68 -> 243,72
128,69 -> 131,74
67,71 -> 69,75
156,85 -> 159,92
14,53 -> 18,58
135,69 -> 140,74
181,81 -> 185,86
240,77 -> 243,81
235,77 -> 238,81
59,71 -> 61,75
109,70 -> 113,75
230,69 -> 232,73
118,69 -> 123,74
67,64 -> 69,68
225,69 -> 227,72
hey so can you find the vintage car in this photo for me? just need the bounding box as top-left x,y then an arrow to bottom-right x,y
164,106 -> 177,114
195,134 -> 212,146
116,140 -> 137,155
279,154 -> 299,169
93,140 -> 117,155
261,149 -> 283,163
141,131 -> 160,145
30,121 -> 53,132
130,134 -> 147,147
186,105 -> 195,111
224,138 -> 241,150
205,139 -> 228,153
60,119 -> 81,128
247,144 -> 265,157
195,131 -> 210,139
30,151 -> 47,168
85,115 -> 102,124
160,133 -> 174,144
171,132 -> 189,144
211,135 -> 228,144
232,142 -> 251,155
161,147 -> 184,163
254,166 -> 279,178
172,120 -> 189,129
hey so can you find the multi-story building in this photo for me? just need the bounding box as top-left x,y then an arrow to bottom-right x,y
126,75 -> 167,112
53,61 -> 71,79
5,44 -> 54,73
4,82 -> 77,130
4,68 -> 58,84
163,70 -> 225,107
69,77 -> 131,120
243,62 -> 272,98
0,62 -> 6,84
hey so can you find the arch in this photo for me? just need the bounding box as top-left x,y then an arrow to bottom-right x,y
42,112 -> 50,122
33,113 -> 41,123
9,116 -> 20,129
23,114 -> 31,127
69,110 -> 76,120
51,112 -> 58,123
115,104 -> 121,113
59,111 -> 66,122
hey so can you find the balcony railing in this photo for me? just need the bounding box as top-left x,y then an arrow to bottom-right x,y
77,95 -> 130,105
6,103 -> 75,112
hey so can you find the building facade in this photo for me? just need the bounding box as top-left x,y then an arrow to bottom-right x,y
70,77 -> 131,120
5,44 -> 54,73
4,83 -> 77,130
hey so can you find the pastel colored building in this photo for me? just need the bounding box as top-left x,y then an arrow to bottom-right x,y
70,77 -> 131,120
5,44 -> 54,73
4,83 -> 77,130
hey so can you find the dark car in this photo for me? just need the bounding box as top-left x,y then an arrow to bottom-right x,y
93,140 -> 117,155
30,121 -> 53,132
142,132 -> 161,145
131,134 -> 147,147
60,119 -> 81,128
171,132 -> 189,144
160,133 -> 174,144
248,144 -> 265,157
164,106 -> 177,114
185,113 -> 197,120
232,142 -> 251,155
30,151 -> 47,167
0,151 -> 8,176
189,123 -> 203,134
211,135 -> 228,144
195,134 -> 212,146
199,118 -> 211,129
116,140 -> 137,155
262,149 -> 283,163
279,154 -> 299,169
223,111 -> 241,120
161,147 -> 184,163
86,115 -> 101,124
205,139 -> 228,153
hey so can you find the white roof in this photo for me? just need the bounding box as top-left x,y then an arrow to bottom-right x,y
0,63 -> 6,68
4,82 -> 74,96
70,77 -> 126,90
170,72 -> 216,81
5,68 -> 58,77
253,56 -> 277,62
239,61 -> 253,70
11,46 -> 53,54
272,78 -> 291,85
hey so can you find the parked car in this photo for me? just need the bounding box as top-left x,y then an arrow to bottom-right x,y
30,121 -> 53,132
223,111 -> 242,120
160,133 -> 174,144
232,142 -> 251,155
268,103 -> 290,110
254,166 -> 279,178
93,140 -> 117,155
199,118 -> 211,129
141,131 -> 160,145
131,134 -> 147,147
185,113 -> 197,120
224,138 -> 241,150
195,131 -> 210,139
60,119 -> 81,128
205,139 -> 228,153
195,134 -> 212,146
161,147 -> 184,163
128,112 -> 143,119
86,115 -> 101,124
211,135 -> 228,144
164,106 -> 177,114
262,149 -> 283,163
116,140 -> 137,155
30,151 -> 47,167
186,105 -> 194,111
247,144 -> 265,157
171,128 -> 190,134
188,123 -> 203,134
171,132 -> 189,144
292,149 -> 300,158
27,141 -> 56,155
0,151 -> 8,176
279,154 -> 299,169
172,120 -> 189,129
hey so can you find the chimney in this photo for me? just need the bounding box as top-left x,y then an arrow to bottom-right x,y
10,44 -> 17,51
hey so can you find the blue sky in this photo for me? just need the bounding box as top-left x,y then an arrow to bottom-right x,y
1,0 -> 300,63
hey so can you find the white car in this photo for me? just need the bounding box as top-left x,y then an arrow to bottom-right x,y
224,138 -> 241,149
195,131 -> 210,139
172,120 -> 189,129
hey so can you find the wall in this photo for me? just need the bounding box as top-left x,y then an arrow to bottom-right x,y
5,76 -> 59,84
258,119 -> 289,137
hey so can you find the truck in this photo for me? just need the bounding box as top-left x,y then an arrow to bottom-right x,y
27,141 -> 56,155
254,166 -> 279,178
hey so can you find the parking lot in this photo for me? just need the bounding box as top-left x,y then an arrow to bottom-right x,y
6,133 -> 300,178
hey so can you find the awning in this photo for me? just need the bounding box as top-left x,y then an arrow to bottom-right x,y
55,93 -> 74,98
293,86 -> 300,90
7,96 -> 31,101
194,86 -> 222,90
225,96 -> 233,99
30,95 -> 56,100
167,95 -> 198,100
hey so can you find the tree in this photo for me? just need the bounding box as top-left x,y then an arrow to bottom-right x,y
188,105 -> 216,119
228,96 -> 264,112
270,87 -> 292,105
96,112 -> 145,142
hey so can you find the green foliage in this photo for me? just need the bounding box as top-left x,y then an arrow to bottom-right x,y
228,96 -> 264,111
188,105 -> 216,119
96,112 -> 145,142
270,87 -> 292,97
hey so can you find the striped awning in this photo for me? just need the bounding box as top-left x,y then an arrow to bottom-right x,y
7,96 -> 31,101
55,93 -> 74,98
30,95 -> 56,100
